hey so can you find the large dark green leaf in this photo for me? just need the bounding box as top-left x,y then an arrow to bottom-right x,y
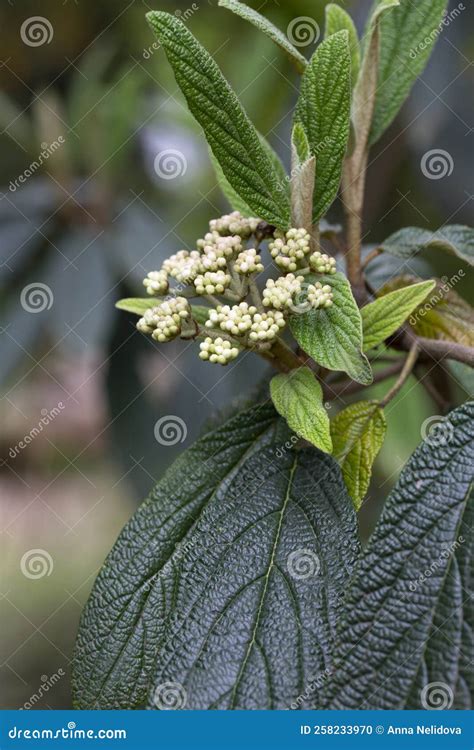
322,400 -> 474,709
381,225 -> 474,266
73,403 -> 359,709
146,12 -> 290,229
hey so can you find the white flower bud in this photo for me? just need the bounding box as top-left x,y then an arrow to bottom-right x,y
234,248 -> 264,275
199,336 -> 241,365
307,282 -> 333,309
143,270 -> 169,296
162,250 -> 202,284
262,274 -> 304,309
194,270 -> 232,295
205,302 -> 257,336
136,297 -> 191,342
209,211 -> 260,239
309,251 -> 337,274
268,227 -> 311,272
249,310 -> 286,343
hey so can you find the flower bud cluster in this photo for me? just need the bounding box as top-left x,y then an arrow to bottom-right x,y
136,297 -> 191,342
307,282 -> 333,309
194,270 -> 231,295
269,228 -> 311,272
206,302 -> 257,336
162,250 -> 202,284
199,337 -> 240,365
143,270 -> 169,296
309,251 -> 337,275
249,310 -> 286,343
234,248 -> 264,275
209,211 -> 259,238
262,274 -> 305,310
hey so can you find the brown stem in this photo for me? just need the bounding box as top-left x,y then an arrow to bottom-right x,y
399,330 -> 474,367
414,366 -> 451,413
324,360 -> 404,400
379,342 -> 419,407
361,246 -> 383,270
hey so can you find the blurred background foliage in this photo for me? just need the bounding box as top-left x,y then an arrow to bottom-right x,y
0,0 -> 472,709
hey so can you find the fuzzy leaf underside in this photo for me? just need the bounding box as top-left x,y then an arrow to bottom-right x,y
72,403 -> 359,710
381,225 -> 474,266
290,272 -> 372,385
270,367 -> 332,453
380,276 -> 474,347
296,31 -> 351,221
218,0 -> 308,73
331,400 -> 387,509
322,400 -> 474,709
361,279 -> 436,351
146,12 -> 290,229
369,0 -> 448,143
324,3 -> 360,87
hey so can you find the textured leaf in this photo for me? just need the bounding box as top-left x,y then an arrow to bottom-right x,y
292,121 -> 311,164
322,400 -> 474,709
381,276 -> 474,347
325,3 -> 360,87
370,0 -> 448,143
381,225 -> 474,266
290,272 -> 372,385
73,404 -> 359,710
270,367 -> 332,453
218,0 -> 307,73
331,400 -> 386,509
146,12 -> 290,228
361,279 -> 436,350
209,150 -> 253,217
190,305 -> 211,325
296,31 -> 351,221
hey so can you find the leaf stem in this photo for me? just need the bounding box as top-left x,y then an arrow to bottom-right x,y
379,342 -> 419,408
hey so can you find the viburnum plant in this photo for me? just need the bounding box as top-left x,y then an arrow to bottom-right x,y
73,2 -> 473,711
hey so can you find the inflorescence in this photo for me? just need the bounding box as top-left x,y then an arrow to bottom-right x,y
137,211 -> 336,364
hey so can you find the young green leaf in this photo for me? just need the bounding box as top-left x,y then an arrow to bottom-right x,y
209,150 -> 253,217
361,279 -> 436,351
290,272 -> 373,385
381,276 -> 474,347
325,3 -> 360,87
218,0 -> 308,74
380,225 -> 474,266
291,121 -> 311,164
146,11 -> 291,229
270,367 -> 332,453
331,400 -> 387,509
116,297 -> 159,315
290,125 -> 315,230
295,30 -> 351,221
322,400 -> 474,709
73,403 -> 359,709
369,0 -> 448,144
